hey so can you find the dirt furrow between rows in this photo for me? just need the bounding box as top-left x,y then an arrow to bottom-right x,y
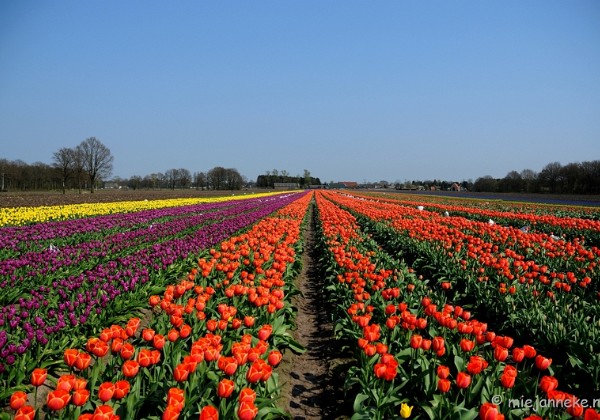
278,204 -> 352,419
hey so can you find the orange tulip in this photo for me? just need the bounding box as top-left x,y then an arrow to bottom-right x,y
217,378 -> 235,398
72,389 -> 90,406
75,351 -> 92,370
64,348 -> 79,367
14,405 -> 35,420
456,371 -> 472,389
267,350 -> 283,367
10,391 -> 28,410
438,378 -> 451,393
199,405 -> 219,420
114,380 -> 131,399
238,401 -> 258,420
46,389 -> 71,411
122,360 -> 140,378
97,382 -> 115,402
30,368 -> 47,387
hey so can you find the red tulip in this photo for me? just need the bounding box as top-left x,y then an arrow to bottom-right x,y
120,342 -> 135,360
409,334 -> 422,349
167,387 -> 185,410
512,347 -> 525,363
63,348 -> 79,367
75,351 -> 92,370
217,356 -> 238,376
98,382 -> 115,402
456,371 -> 472,389
480,402 -> 502,420
14,405 -> 35,420
56,374 -> 76,392
523,345 -> 536,359
114,380 -> 131,399
239,387 -> 256,403
238,401 -> 258,420
217,378 -> 235,398
432,336 -> 445,352
460,339 -> 475,352
93,405 -> 116,420
539,375 -> 559,393
174,363 -> 190,382
199,405 -> 219,420
46,389 -> 71,411
30,368 -> 47,387
535,355 -> 552,370
154,334 -> 166,349
267,350 -> 283,367
10,391 -> 28,410
494,346 -> 508,362
162,405 -> 181,420
257,324 -> 273,341
72,389 -> 90,406
438,378 -> 451,393
142,328 -> 155,341
122,360 -> 140,378
138,348 -> 155,367
74,377 -> 88,390
437,365 -> 450,379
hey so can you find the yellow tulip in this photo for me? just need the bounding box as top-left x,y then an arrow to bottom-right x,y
400,403 -> 413,418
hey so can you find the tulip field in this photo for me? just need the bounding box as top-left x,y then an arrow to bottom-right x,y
1,190 -> 599,419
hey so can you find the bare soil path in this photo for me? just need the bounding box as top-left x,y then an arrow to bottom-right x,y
278,204 -> 353,420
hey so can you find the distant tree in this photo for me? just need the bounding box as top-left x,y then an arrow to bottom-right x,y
207,167 -> 227,190
127,175 -> 142,190
538,162 -> 562,193
559,162 -> 581,193
79,137 -> 113,193
520,169 -> 538,193
72,147 -> 85,193
177,168 -> 192,188
579,160 -> 600,194
165,169 -> 178,190
194,171 -> 207,190
473,175 -> 499,192
52,147 -> 76,194
224,168 -> 243,190
500,170 -> 523,193
303,169 -> 311,187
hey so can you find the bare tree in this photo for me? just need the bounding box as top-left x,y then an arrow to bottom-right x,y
52,147 -> 76,194
207,167 -> 227,190
79,137 -> 114,193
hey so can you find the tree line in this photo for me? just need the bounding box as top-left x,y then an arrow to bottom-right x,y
2,142 -> 598,195
0,137 -> 113,193
256,169 -> 321,188
472,160 -> 600,195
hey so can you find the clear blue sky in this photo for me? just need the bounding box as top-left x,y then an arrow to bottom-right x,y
1,1 -> 599,184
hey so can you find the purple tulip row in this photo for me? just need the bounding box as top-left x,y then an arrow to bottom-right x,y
0,203 -> 247,289
0,192 -> 306,375
0,200 -> 241,255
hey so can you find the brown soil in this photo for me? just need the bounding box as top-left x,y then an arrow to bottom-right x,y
277,204 -> 353,420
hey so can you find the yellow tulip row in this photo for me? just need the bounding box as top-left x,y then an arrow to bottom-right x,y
0,191 -> 289,227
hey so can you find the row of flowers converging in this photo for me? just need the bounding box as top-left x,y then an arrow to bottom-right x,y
0,193 -> 305,397
329,191 -> 600,400
5,191 -> 312,419
313,190 -> 600,419
0,192 -> 286,227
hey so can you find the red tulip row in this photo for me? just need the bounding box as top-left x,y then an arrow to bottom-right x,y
314,191 -> 600,419
5,192 -> 312,420
325,190 -> 600,398
352,191 -> 600,240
